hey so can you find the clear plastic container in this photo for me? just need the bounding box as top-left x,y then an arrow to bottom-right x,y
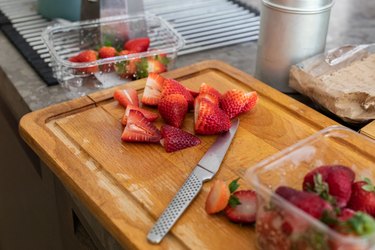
42,14 -> 184,97
245,126 -> 375,249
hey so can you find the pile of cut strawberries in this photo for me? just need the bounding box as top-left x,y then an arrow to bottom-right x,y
114,73 -> 258,153
257,165 -> 375,249
68,37 -> 168,79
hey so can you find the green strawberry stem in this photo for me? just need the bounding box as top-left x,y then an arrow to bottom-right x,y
312,173 -> 337,206
362,177 -> 375,192
228,178 -> 241,208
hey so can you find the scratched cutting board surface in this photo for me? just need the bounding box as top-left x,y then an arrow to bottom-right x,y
20,60 -> 340,249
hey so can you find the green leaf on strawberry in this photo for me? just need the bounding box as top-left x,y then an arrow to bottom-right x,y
229,178 -> 240,193
361,177 -> 375,192
135,57 -> 149,79
312,173 -> 337,206
344,212 -> 375,236
227,178 -> 241,208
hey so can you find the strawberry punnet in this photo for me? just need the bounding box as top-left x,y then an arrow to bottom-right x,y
121,110 -> 161,143
205,180 -> 231,214
160,125 -> 201,153
347,178 -> 375,217
124,37 -> 150,53
161,78 -> 195,109
302,165 -> 355,207
220,89 -> 258,119
113,88 -> 139,108
158,94 -> 188,128
275,186 -> 332,219
194,99 -> 231,135
141,73 -> 165,106
224,190 -> 257,224
121,104 -> 158,125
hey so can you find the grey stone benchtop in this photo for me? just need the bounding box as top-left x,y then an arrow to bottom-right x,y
0,0 -> 374,121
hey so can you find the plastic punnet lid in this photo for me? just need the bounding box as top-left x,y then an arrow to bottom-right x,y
262,0 -> 334,13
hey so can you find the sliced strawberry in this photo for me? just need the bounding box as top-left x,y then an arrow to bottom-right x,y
160,125 -> 201,153
113,88 -> 139,108
121,110 -> 161,143
205,180 -> 231,214
224,190 -> 257,223
124,37 -> 150,53
199,83 -> 222,103
141,73 -> 165,106
194,99 -> 231,135
220,90 -> 258,119
162,78 -> 194,109
303,165 -> 355,207
195,93 -> 220,106
121,104 -> 158,125
147,58 -> 167,74
69,50 -> 98,74
158,94 -> 188,128
275,186 -> 332,219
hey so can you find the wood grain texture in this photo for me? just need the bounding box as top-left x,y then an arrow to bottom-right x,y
19,60 -> 339,249
360,121 -> 375,140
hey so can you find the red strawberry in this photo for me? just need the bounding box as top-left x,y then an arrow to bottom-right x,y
302,165 -> 355,207
347,178 -> 375,217
195,93 -> 220,106
205,180 -> 231,214
121,110 -> 161,143
224,190 -> 257,223
113,88 -> 139,108
98,46 -> 117,58
124,37 -> 150,53
69,50 -> 98,74
194,99 -> 231,135
158,94 -> 188,128
147,58 -> 166,74
162,78 -> 194,109
121,104 -> 158,125
220,90 -> 258,119
160,125 -> 201,153
185,87 -> 199,98
199,83 -> 222,103
275,186 -> 332,219
141,73 -> 165,106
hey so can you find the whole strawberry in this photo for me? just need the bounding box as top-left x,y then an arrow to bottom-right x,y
347,178 -> 375,217
158,94 -> 188,128
69,49 -> 98,74
98,46 -> 117,59
302,165 -> 355,207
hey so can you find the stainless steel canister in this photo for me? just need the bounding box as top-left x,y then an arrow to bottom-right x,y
255,0 -> 334,93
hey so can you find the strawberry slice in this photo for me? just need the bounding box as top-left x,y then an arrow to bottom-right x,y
160,125 -> 201,153
69,50 -> 98,74
199,83 -> 222,103
194,99 -> 231,135
113,88 -> 139,108
158,94 -> 188,128
205,180 -> 231,214
195,93 -> 220,106
121,110 -> 161,143
162,78 -> 194,109
141,73 -> 165,106
224,190 -> 257,223
147,58 -> 166,74
220,90 -> 258,119
124,37 -> 150,53
121,104 -> 158,125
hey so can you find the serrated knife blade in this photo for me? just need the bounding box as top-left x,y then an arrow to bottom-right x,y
147,118 -> 240,244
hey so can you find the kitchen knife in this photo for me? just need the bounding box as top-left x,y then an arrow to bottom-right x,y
147,118 -> 240,244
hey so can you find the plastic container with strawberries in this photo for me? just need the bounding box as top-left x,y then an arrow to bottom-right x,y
245,126 -> 375,250
42,14 -> 184,97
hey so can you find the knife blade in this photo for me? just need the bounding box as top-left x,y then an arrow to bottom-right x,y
147,118 -> 240,244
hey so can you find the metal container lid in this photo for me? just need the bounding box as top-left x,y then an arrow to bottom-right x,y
262,0 -> 334,13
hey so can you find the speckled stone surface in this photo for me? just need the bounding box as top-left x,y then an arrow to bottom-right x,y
0,0 -> 374,119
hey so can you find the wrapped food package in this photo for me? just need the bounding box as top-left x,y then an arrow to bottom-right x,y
289,44 -> 375,123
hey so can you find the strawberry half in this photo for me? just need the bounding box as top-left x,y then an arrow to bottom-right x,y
347,178 -> 375,217
162,78 -> 194,109
160,125 -> 201,153
205,180 -> 231,214
224,190 -> 257,224
302,165 -> 355,207
141,73 -> 165,106
220,90 -> 258,119
124,37 -> 150,53
113,88 -> 139,108
158,94 -> 188,128
199,83 -> 222,104
275,186 -> 332,219
194,99 -> 231,135
121,110 -> 161,143
121,104 -> 158,125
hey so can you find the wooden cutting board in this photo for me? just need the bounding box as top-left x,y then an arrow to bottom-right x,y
19,60 -> 340,249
